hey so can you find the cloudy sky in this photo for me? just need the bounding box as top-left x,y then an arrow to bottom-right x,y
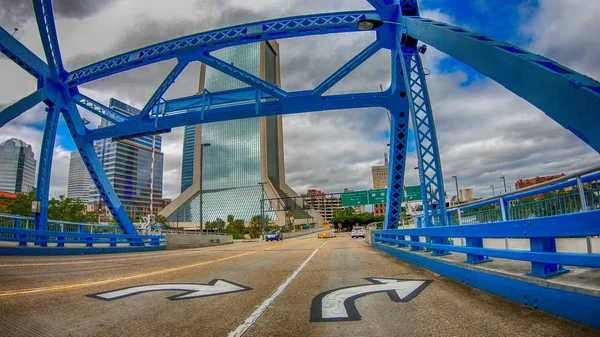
0,0 -> 598,201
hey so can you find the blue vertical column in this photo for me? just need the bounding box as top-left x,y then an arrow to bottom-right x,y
528,237 -> 569,278
34,104 -> 61,247
400,49 -> 449,256
384,52 -> 410,230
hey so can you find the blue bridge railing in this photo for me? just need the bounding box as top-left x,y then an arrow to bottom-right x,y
0,213 -> 165,248
375,165 -> 600,278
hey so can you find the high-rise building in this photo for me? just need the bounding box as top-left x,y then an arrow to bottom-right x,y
371,152 -> 388,217
0,138 -> 36,193
302,189 -> 342,222
162,41 -> 307,227
89,99 -> 164,221
67,151 -> 91,203
458,188 -> 475,202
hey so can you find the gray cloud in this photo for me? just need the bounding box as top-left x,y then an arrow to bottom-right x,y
0,0 -> 118,29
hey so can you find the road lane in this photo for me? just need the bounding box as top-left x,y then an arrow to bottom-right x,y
244,234 -> 597,337
0,235 -> 597,337
0,238 -> 323,337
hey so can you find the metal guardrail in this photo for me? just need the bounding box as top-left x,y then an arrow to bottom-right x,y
0,213 -> 165,247
376,165 -> 600,278
372,210 -> 600,278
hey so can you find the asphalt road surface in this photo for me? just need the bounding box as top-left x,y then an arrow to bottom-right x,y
0,234 -> 596,337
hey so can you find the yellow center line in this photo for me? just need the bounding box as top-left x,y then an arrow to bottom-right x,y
0,237 -> 318,297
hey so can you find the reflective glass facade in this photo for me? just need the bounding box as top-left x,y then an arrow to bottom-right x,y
67,151 -> 91,202
0,138 -> 36,193
89,99 -> 163,219
173,43 -> 277,223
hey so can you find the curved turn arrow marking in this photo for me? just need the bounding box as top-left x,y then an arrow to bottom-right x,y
88,279 -> 252,301
310,278 -> 432,322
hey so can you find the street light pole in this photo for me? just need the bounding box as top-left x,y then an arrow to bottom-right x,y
452,175 -> 459,204
490,185 -> 495,196
200,143 -> 211,233
500,176 -> 507,193
258,182 -> 266,241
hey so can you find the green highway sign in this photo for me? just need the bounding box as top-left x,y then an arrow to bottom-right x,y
405,185 -> 422,201
368,189 -> 387,204
341,186 -> 422,207
341,190 -> 369,207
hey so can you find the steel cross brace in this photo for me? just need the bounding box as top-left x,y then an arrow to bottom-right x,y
137,61 -> 189,120
62,104 -> 139,237
73,93 -> 128,125
198,53 -> 289,100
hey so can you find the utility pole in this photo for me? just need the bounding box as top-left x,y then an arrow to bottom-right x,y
500,176 -> 507,193
490,185 -> 495,196
452,175 -> 459,204
200,143 -> 211,233
258,182 -> 266,240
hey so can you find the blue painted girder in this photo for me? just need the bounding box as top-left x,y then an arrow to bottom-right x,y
65,11 -> 381,87
62,104 -> 139,235
137,62 -> 189,119
403,16 -> 600,153
73,93 -> 128,125
0,90 -> 47,128
0,26 -> 51,80
32,0 -> 65,81
84,91 -> 398,141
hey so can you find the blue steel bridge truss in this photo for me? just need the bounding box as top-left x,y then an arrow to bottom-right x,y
1,0 -> 599,244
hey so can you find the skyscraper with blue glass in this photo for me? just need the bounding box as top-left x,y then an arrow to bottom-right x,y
162,41 -> 304,226
89,99 -> 164,221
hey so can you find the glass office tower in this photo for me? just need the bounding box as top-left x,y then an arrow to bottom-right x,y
166,41 -> 295,225
0,138 -> 36,193
89,99 -> 164,220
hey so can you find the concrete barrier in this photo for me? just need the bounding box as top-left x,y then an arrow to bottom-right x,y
165,233 -> 233,250
282,227 -> 324,239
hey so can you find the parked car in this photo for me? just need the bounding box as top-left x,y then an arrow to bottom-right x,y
266,230 -> 283,241
351,226 -> 365,239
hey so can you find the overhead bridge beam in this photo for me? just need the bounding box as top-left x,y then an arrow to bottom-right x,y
84,91 -> 396,141
65,10 -> 380,87
403,16 -> 600,153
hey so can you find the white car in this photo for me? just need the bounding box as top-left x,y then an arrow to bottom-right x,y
351,227 -> 365,239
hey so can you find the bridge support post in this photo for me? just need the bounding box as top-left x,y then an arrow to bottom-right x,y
401,50 -> 448,229
409,235 -> 422,251
465,237 -> 492,264
34,105 -> 61,247
528,237 -> 569,278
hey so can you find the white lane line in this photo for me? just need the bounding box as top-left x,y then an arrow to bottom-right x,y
228,241 -> 328,337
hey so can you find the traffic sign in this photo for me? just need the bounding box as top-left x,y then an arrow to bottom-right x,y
405,185 -> 422,201
341,190 -> 369,207
368,189 -> 387,204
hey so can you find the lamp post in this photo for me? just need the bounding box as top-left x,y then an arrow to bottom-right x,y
490,185 -> 495,196
452,175 -> 459,204
500,176 -> 507,193
258,182 -> 266,240
200,143 -> 211,233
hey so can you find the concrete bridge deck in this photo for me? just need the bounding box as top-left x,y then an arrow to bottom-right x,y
0,234 -> 596,337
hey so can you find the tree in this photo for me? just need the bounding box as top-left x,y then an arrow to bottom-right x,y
6,191 -> 35,216
155,214 -> 171,228
214,217 -> 225,232
248,215 -> 262,239
204,221 -> 216,231
48,195 -> 97,223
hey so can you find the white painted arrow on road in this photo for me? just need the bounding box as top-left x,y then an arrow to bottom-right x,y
88,280 -> 252,301
310,278 -> 431,322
